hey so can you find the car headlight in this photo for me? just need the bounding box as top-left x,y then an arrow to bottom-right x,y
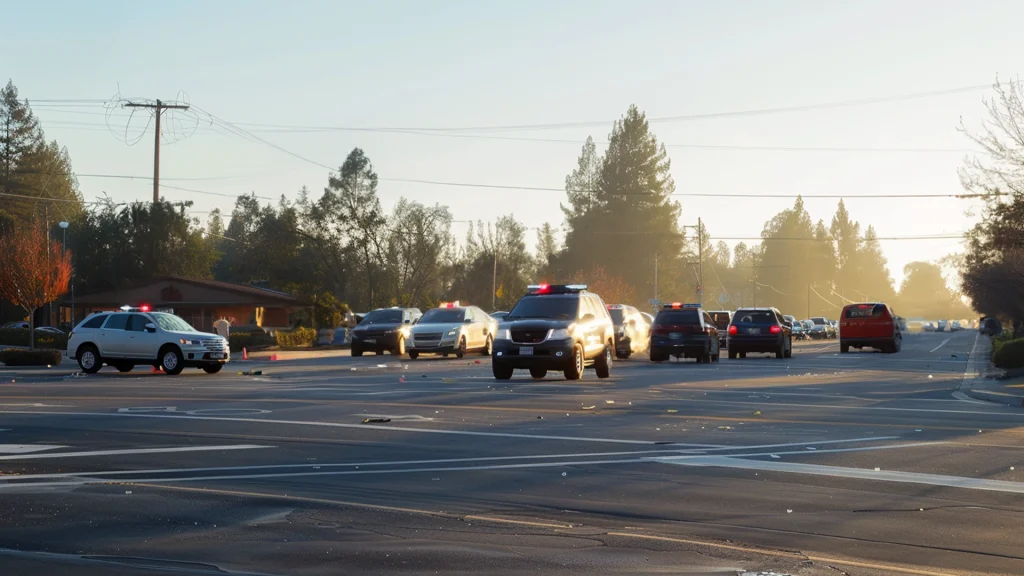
446,328 -> 460,337
495,328 -> 511,340
549,328 -> 571,340
179,338 -> 200,345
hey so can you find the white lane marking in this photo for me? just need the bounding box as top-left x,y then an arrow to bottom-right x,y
0,442 -> 943,489
952,391 -> 990,405
658,398 -> 1020,416
929,338 -> 952,353
0,410 -> 725,446
0,444 -> 66,455
0,437 -> 901,482
657,455 -> 1024,494
0,444 -> 271,461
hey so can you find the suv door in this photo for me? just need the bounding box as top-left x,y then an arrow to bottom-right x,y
462,308 -> 479,349
124,314 -> 159,359
98,313 -> 130,357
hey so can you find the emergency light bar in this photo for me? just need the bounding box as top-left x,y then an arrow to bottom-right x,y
663,302 -> 700,309
119,304 -> 152,312
526,284 -> 587,294
439,301 -> 461,308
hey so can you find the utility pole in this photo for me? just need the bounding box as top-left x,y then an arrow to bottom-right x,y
492,251 -> 497,310
654,252 -> 658,309
697,217 -> 704,307
807,284 -> 811,319
123,99 -> 190,204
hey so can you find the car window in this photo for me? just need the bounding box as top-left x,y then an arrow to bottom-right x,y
151,313 -> 196,332
734,310 -> 776,324
102,314 -> 129,330
126,314 -> 150,332
508,295 -> 578,320
608,308 -> 625,325
81,315 -> 108,329
702,312 -> 715,327
655,310 -> 701,325
362,309 -> 403,324
420,308 -> 465,323
845,304 -> 887,318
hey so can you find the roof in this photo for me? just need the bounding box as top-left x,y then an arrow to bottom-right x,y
67,276 -> 300,306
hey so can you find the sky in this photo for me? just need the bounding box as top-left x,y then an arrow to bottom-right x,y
4,0 -> 1021,289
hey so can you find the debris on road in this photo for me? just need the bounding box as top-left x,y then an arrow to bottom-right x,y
605,400 -> 615,404
753,410 -> 761,416
237,370 -> 263,376
582,405 -> 596,410
362,417 -> 391,424
770,454 -> 781,459
717,425 -> 733,431
667,409 -> 678,413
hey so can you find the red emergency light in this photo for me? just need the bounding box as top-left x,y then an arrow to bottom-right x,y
139,304 -> 151,312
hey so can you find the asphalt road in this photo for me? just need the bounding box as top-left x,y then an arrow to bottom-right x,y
1,330 -> 1023,576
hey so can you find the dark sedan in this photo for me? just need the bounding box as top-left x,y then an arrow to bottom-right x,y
727,307 -> 793,359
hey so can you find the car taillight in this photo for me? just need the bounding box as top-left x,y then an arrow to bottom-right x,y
769,325 -> 781,334
728,325 -> 737,335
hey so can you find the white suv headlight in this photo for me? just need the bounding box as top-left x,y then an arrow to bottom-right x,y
495,328 -> 511,340
179,338 -> 201,345
549,328 -> 570,340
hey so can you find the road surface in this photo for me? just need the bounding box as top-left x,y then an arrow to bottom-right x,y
1,329 -> 1022,575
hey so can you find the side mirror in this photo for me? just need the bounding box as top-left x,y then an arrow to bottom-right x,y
581,313 -> 596,323
404,319 -> 411,324
144,323 -> 157,333
464,318 -> 473,324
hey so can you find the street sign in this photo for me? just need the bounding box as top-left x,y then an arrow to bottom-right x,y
648,299 -> 660,305
718,292 -> 730,305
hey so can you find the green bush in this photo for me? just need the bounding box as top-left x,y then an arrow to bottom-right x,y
0,348 -> 63,366
0,328 -> 67,350
228,331 -> 275,353
992,337 -> 1024,370
275,327 -> 317,348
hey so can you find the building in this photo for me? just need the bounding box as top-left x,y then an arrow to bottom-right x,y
62,277 -> 301,332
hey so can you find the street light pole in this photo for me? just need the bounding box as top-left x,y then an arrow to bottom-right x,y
59,221 -> 72,326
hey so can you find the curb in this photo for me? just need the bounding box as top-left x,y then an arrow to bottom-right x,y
958,333 -> 1024,407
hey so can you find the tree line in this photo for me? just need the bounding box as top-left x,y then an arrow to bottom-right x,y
1,79 -> 976,326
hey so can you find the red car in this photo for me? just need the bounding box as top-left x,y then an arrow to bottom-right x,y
839,302 -> 902,353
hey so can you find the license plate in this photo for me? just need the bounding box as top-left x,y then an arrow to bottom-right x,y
364,339 -> 376,344
746,328 -> 760,334
669,333 -> 682,340
210,352 -> 225,359
519,346 -> 534,356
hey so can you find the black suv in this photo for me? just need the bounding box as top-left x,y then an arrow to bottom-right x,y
649,303 -> 721,363
727,307 -> 792,359
350,307 -> 422,356
492,284 -> 615,381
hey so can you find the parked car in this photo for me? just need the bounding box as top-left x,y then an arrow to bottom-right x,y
937,320 -> 949,332
349,307 -> 422,356
784,315 -> 807,340
607,304 -> 649,359
839,302 -> 902,354
407,302 -> 496,359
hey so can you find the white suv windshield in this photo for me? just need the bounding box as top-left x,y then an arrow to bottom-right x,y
151,313 -> 196,332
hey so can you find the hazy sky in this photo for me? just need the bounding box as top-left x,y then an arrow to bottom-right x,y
5,0 -> 1021,288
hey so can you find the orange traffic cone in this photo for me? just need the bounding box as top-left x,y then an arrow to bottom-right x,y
151,365 -> 161,373
269,354 -> 279,361
242,347 -> 248,361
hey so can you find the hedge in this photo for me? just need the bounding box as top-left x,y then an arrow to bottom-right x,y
0,328 -> 68,350
228,331 -> 275,352
0,348 -> 63,366
275,327 -> 317,348
992,337 -> 1024,370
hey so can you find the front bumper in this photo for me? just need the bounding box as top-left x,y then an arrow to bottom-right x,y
493,338 -> 574,369
182,345 -> 229,364
351,333 -> 401,350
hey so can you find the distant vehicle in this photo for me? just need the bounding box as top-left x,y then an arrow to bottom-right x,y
490,311 -> 510,321
727,307 -> 793,359
640,312 -> 655,326
406,302 -> 496,359
350,307 -> 422,357
951,320 -> 962,331
707,310 -> 734,348
923,321 -> 936,332
649,303 -> 721,363
937,320 -> 949,332
839,302 -> 902,354
67,307 -> 229,375
809,317 -> 837,339
0,321 -> 64,335
895,316 -> 908,332
980,317 -> 1002,336
491,284 -> 614,381
784,315 -> 807,340
607,304 -> 649,359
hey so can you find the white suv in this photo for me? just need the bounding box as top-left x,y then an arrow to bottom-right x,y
67,308 -> 229,375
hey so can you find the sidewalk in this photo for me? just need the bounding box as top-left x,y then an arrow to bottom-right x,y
960,334 -> 1024,407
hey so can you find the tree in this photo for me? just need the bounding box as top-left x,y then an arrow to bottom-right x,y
757,197 -> 818,315
560,106 -> 685,301
535,222 -> 559,277
449,215 -> 533,310
898,261 -> 970,319
381,199 -> 454,308
854,225 -> 896,303
830,199 -> 860,296
571,266 -> 635,306
0,219 -> 71,348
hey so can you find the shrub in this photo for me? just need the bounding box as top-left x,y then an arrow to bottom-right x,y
275,327 -> 317,348
0,328 -> 67,350
992,337 -> 1024,370
228,331 -> 275,353
0,348 -> 63,366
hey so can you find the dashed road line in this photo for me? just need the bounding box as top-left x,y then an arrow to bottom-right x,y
0,444 -> 271,461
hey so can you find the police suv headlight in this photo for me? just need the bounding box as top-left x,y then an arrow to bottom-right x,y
495,328 -> 511,340
446,328 -> 459,337
549,328 -> 571,340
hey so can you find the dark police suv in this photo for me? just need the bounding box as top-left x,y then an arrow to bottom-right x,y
491,284 -> 615,381
648,303 -> 721,363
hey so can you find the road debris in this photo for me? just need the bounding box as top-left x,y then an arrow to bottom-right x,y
362,417 -> 391,424
582,405 -> 596,410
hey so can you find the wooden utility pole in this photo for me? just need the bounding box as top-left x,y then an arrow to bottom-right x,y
697,217 -> 704,307
124,99 -> 190,204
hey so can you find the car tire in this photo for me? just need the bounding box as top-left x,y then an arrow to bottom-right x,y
493,363 -> 513,380
530,368 -> 547,379
408,351 -> 419,360
728,349 -> 737,360
396,337 -> 406,356
351,345 -> 363,358
77,344 -> 102,374
564,343 -> 584,380
840,342 -> 849,354
114,363 -> 134,373
776,340 -> 785,359
784,338 -> 793,359
595,342 -> 612,378
888,334 -> 902,354
483,336 -> 493,356
739,352 -> 746,359
649,348 -> 667,362
711,352 -> 719,362
455,338 -> 466,359
159,345 -> 184,376
202,364 -> 223,374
